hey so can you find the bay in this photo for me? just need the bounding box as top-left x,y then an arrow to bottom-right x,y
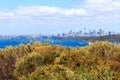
0,38 -> 88,48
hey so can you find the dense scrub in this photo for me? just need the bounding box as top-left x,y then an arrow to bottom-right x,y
0,41 -> 120,80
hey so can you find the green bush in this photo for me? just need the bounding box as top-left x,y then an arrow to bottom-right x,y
75,65 -> 115,80
19,65 -> 75,80
14,52 -> 43,77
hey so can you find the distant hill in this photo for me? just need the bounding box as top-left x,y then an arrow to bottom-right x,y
55,35 -> 120,42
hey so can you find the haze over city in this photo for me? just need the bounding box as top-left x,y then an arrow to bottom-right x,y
0,0 -> 120,35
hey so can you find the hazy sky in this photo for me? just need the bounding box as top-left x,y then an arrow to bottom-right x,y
0,0 -> 120,35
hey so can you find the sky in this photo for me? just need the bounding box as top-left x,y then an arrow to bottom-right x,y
0,0 -> 120,35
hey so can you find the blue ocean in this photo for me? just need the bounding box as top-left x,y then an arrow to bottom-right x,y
0,38 -> 88,48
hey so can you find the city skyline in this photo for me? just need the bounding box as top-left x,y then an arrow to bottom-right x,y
0,29 -> 119,36
0,0 -> 120,35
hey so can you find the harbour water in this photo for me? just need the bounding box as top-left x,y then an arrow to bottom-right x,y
0,38 -> 88,48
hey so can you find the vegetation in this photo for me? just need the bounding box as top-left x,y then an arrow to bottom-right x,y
0,41 -> 120,80
55,35 -> 120,42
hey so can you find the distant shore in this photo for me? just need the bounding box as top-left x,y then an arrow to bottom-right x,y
0,34 -> 120,43
55,35 -> 120,43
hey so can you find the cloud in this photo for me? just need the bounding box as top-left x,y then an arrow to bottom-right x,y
86,0 -> 111,4
65,8 -> 88,16
85,0 -> 112,11
77,0 -> 120,18
0,11 -> 15,20
17,6 -> 88,16
0,6 -> 89,21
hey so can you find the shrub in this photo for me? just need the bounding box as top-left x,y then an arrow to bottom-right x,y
14,52 -> 43,77
19,65 -> 75,80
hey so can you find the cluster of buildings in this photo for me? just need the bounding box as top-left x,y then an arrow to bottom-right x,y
55,29 -> 120,37
0,29 -> 119,39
